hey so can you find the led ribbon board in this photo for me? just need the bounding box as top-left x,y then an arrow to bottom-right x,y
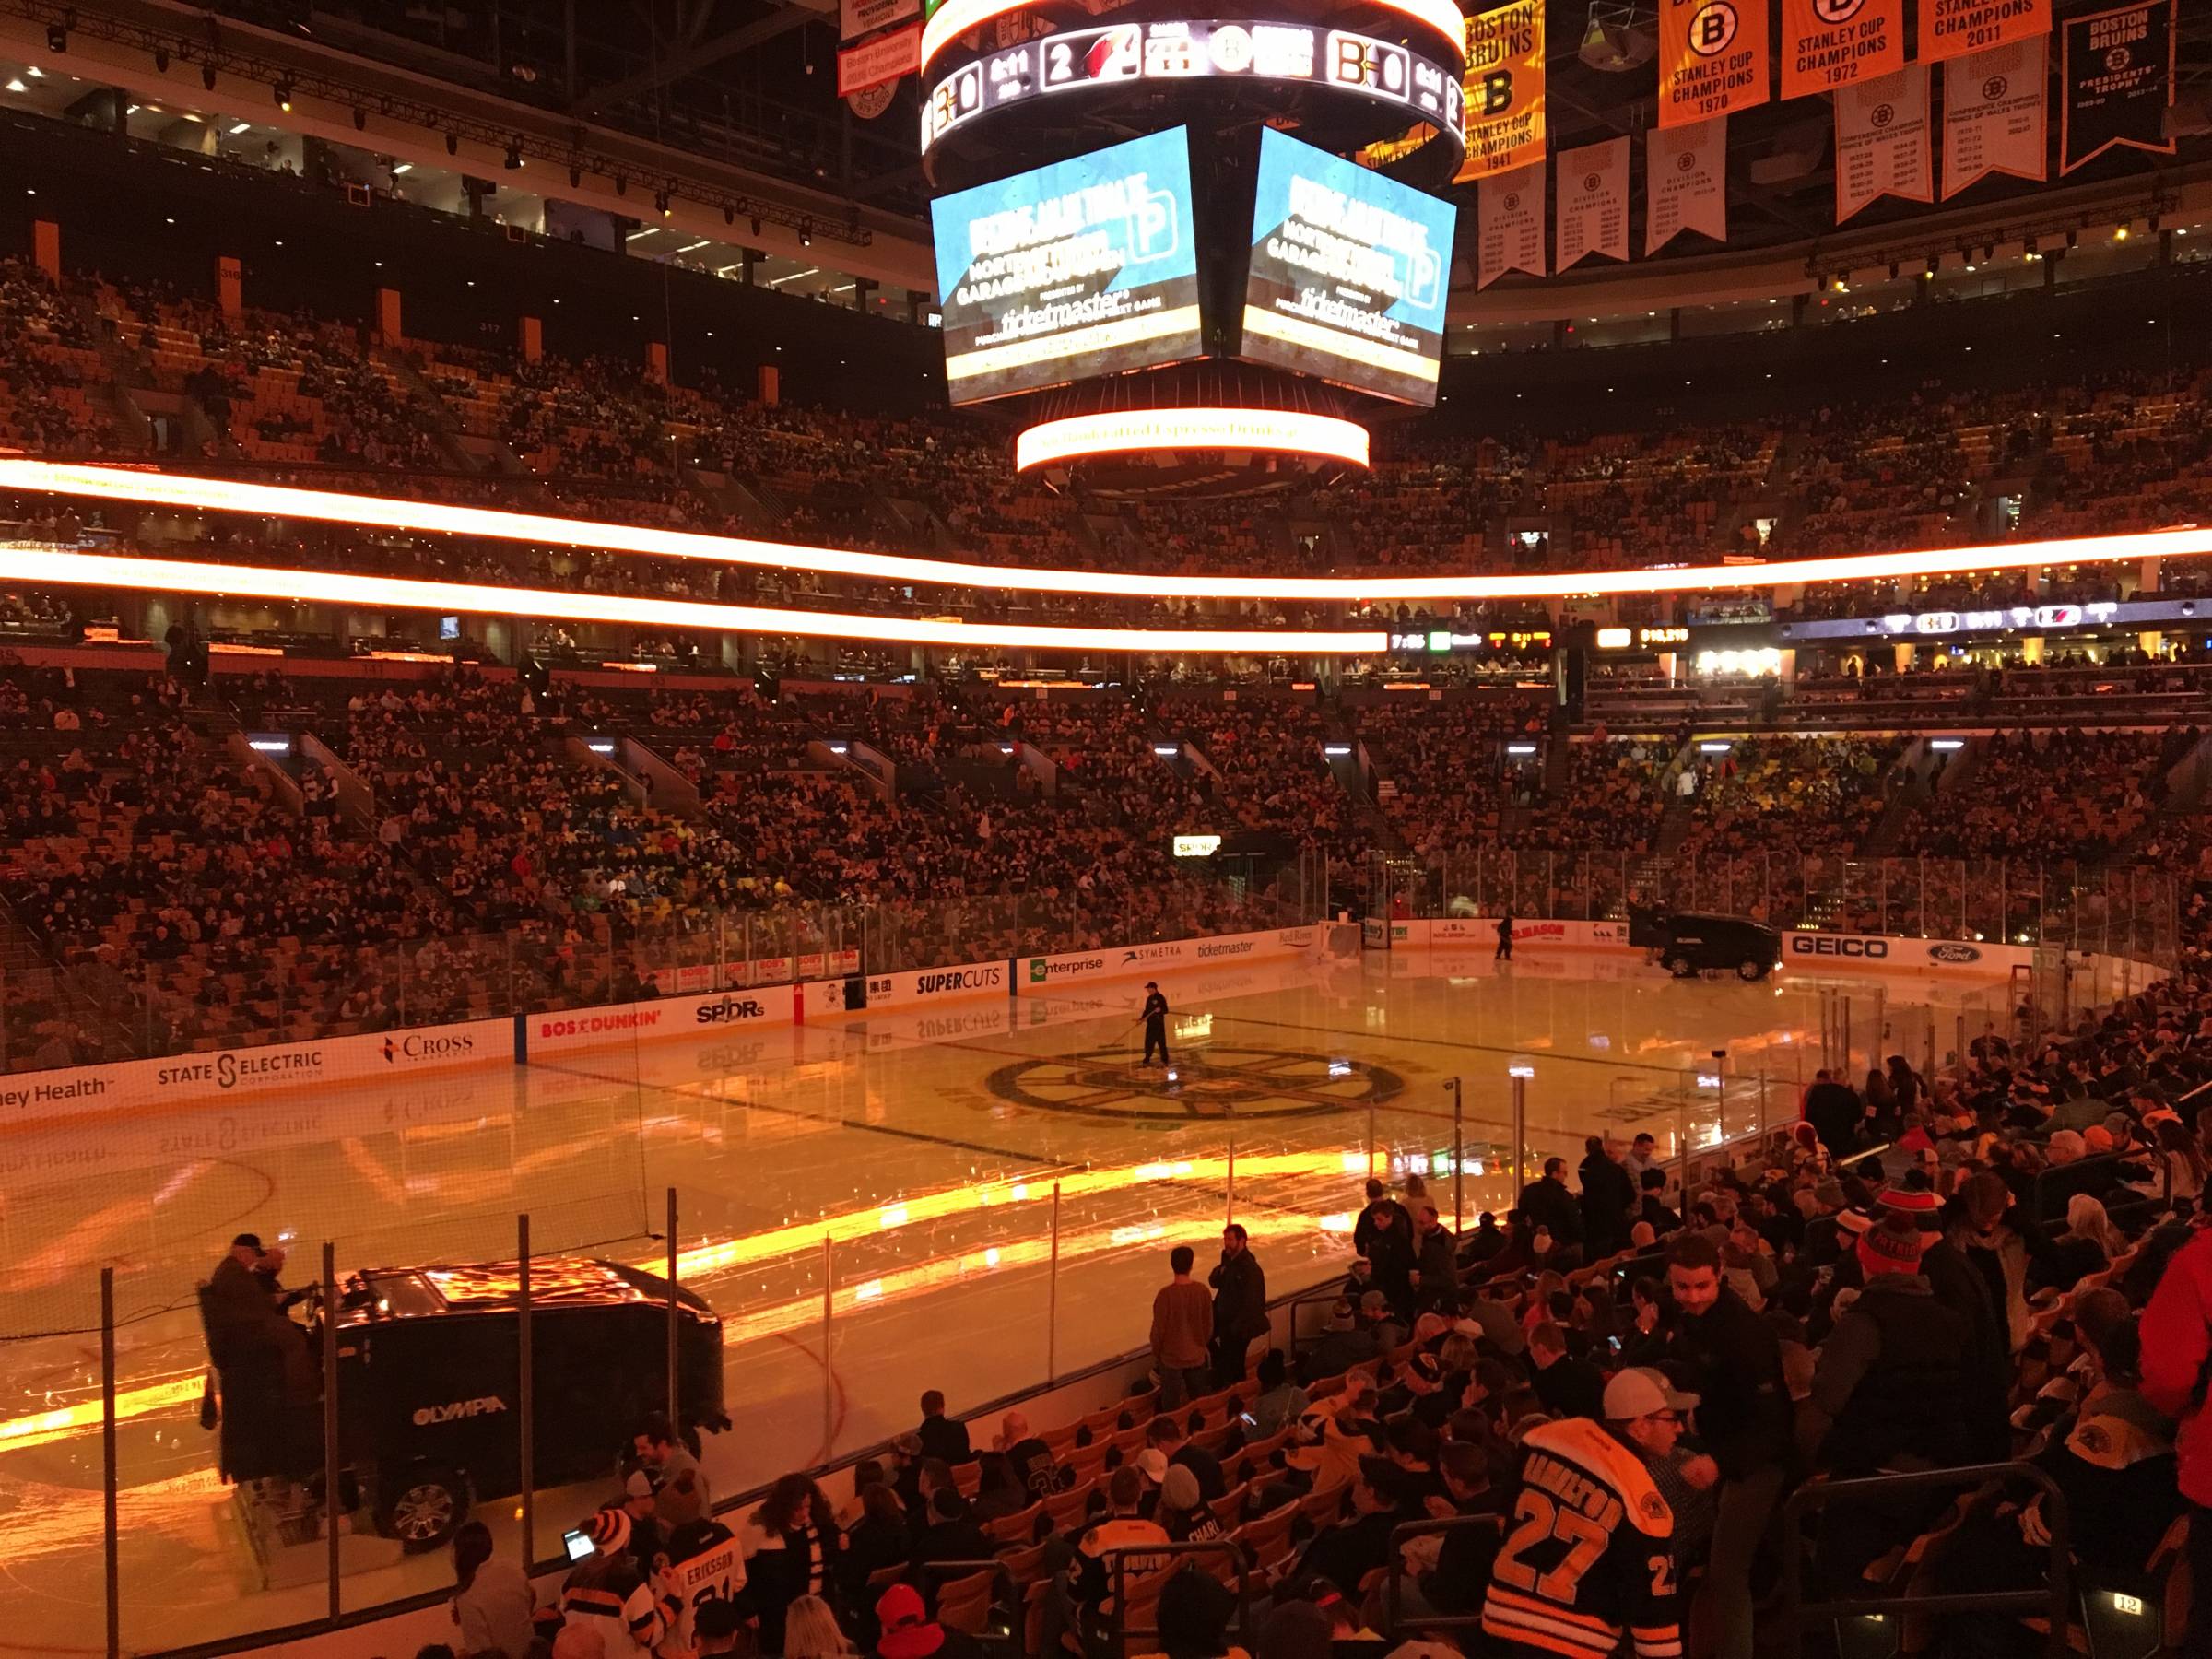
931,128 -> 1203,406
923,19 -> 1466,171
1014,407 -> 1371,470
1240,124 -> 1457,405
918,0 -> 1469,76
2,462 -> 2207,603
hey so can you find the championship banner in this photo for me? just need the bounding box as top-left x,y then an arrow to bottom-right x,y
1477,160 -> 1547,288
1782,0 -> 1903,98
841,0 -> 919,40
1943,37 -> 2048,196
1659,0 -> 1771,128
2062,0 -> 2176,174
1556,137 -> 1630,270
837,21 -> 921,95
1647,116 -> 1729,253
1834,65 -> 1932,222
1919,0 -> 2048,65
1456,0 -> 1547,182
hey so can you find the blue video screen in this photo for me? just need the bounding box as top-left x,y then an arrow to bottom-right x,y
1241,126 -> 1457,406
930,128 -> 1202,406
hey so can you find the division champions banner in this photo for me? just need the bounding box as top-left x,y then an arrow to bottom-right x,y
1477,160 -> 1547,288
1556,137 -> 1630,270
2061,0 -> 2176,173
1647,116 -> 1728,253
1456,0 -> 1547,182
1659,0 -> 1771,127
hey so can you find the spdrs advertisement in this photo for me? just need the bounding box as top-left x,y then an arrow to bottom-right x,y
1240,126 -> 1456,406
931,127 -> 1202,404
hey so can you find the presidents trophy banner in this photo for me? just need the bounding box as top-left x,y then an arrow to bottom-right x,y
1919,0 -> 2049,65
1943,37 -> 2048,196
1477,160 -> 1547,288
1647,116 -> 1728,253
1659,0 -> 1771,127
1782,0 -> 1904,98
1835,65 -> 1933,222
1456,0 -> 1548,182
1557,137 -> 1631,269
2061,0 -> 2176,173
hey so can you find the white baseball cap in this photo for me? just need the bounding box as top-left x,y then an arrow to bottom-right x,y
1603,1367 -> 1700,1421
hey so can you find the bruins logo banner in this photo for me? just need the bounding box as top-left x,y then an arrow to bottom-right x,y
1660,0 -> 1771,127
1783,0 -> 1904,98
1919,0 -> 2048,65
1456,0 -> 1547,182
2061,0 -> 2176,173
1942,37 -> 2047,196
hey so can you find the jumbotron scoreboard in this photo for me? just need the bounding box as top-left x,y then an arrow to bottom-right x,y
918,0 -> 1464,490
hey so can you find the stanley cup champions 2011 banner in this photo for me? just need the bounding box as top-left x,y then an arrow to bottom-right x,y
1943,36 -> 2048,195
1782,0 -> 1903,99
1919,0 -> 2049,64
1456,0 -> 1547,182
2062,0 -> 2176,173
1659,0 -> 1771,127
1647,117 -> 1729,253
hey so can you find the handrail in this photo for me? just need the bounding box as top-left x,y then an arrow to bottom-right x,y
1106,1538 -> 1251,1659
1779,1461 -> 2072,1659
1382,1513 -> 1505,1636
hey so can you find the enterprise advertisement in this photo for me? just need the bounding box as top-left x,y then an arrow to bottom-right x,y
930,127 -> 1202,405
1240,125 -> 1457,405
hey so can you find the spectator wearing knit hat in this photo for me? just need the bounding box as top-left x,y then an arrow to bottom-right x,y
874,1583 -> 981,1659
541,1507 -> 679,1659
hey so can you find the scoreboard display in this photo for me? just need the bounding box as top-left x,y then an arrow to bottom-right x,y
1239,124 -> 1455,406
930,128 -> 1203,406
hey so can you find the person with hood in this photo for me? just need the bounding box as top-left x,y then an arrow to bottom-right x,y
1208,1223 -> 1268,1387
1949,1170 -> 2051,1354
874,1583 -> 981,1659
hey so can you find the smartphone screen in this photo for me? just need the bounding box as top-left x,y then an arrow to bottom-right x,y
563,1529 -> 594,1562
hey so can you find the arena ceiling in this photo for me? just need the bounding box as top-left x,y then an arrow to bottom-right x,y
73,0 -> 2212,266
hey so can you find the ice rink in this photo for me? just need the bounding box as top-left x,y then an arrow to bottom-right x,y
0,942 -> 2018,1655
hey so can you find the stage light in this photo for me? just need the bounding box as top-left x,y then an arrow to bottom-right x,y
614,174 -> 627,195
446,132 -> 460,155
0,544 -> 1389,655
353,107 -> 367,130
202,63 -> 217,90
273,80 -> 292,112
800,222 -> 812,246
45,24 -> 65,52
1014,409 -> 1371,473
724,205 -> 735,225
153,46 -> 169,72
504,143 -> 522,169
569,163 -> 581,186
6,460 -> 2210,606
654,190 -> 671,216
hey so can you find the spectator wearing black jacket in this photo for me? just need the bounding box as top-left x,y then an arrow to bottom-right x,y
1579,1136 -> 1638,1256
915,1391 -> 971,1466
1351,1180 -> 1414,1261
1665,1231 -> 1791,1659
1637,1169 -> 1683,1238
1411,1205 -> 1458,1312
1360,1202 -> 1418,1317
1527,1322 -> 1606,1420
1208,1223 -> 1269,1386
1517,1158 -> 1585,1258
1804,1069 -> 1865,1159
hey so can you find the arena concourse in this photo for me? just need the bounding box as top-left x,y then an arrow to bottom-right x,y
4,6 -> 2212,1659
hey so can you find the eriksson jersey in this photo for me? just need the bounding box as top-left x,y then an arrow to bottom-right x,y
1479,1416 -> 1682,1659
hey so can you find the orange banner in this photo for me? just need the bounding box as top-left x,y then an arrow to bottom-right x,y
1782,0 -> 1904,97
1919,0 -> 2048,65
1659,0 -> 1771,126
1455,0 -> 1547,181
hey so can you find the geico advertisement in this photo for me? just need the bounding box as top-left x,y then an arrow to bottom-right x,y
931,126 -> 1202,404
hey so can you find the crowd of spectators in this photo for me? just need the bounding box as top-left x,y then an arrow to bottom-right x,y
1673,736 -> 1900,863
1900,728 -> 2182,864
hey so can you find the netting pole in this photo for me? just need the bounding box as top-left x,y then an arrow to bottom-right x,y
101,1267 -> 118,1659
820,1234 -> 834,1453
1367,1103 -> 1378,1180
323,1241 -> 340,1621
1511,1075 -> 1526,1196
1449,1077 -> 1464,1232
1225,1116 -> 1236,1230
518,1215 -> 535,1571
665,1189 -> 679,1430
1047,1182 -> 1062,1382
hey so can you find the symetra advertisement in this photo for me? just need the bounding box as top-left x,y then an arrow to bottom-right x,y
932,127 -> 1201,405
1241,125 -> 1456,406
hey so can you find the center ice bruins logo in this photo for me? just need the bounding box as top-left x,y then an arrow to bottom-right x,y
985,1046 -> 1406,1122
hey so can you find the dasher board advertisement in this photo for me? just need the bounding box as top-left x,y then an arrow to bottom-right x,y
1240,125 -> 1456,406
932,127 -> 1201,405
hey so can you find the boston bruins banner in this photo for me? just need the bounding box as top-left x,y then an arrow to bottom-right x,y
1835,64 -> 1933,221
1456,0 -> 1547,182
1647,116 -> 1729,253
1943,37 -> 2048,196
1659,0 -> 1771,127
1919,0 -> 2048,65
1556,137 -> 1631,270
2061,0 -> 2176,173
1782,0 -> 1903,98
1477,161 -> 1547,288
